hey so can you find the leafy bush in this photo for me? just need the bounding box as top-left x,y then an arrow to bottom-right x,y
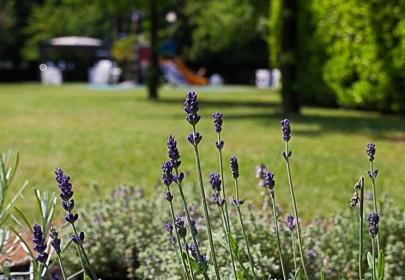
269,0 -> 405,112
68,185 -> 405,279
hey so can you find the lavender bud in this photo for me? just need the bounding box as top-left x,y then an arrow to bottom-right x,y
232,198 -> 244,207
184,91 -> 201,125
187,132 -> 202,146
161,161 -> 174,186
50,228 -> 61,254
280,119 -> 291,142
367,212 -> 379,238
367,170 -> 378,179
350,191 -> 359,207
366,143 -> 376,162
167,136 -> 181,168
32,224 -> 48,263
208,173 -> 221,193
175,215 -> 187,238
65,212 -> 79,224
71,232 -> 85,244
215,140 -> 224,150
165,222 -> 174,234
173,172 -> 184,184
230,156 -> 239,179
164,190 -> 173,202
263,172 -> 275,190
53,274 -> 59,280
212,112 -> 223,133
286,214 -> 295,231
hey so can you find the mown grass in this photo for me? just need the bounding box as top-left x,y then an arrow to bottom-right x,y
0,83 -> 404,218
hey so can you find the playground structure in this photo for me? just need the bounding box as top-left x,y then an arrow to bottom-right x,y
160,57 -> 208,86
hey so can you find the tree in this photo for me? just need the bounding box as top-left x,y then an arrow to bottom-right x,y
280,0 -> 300,113
147,0 -> 159,99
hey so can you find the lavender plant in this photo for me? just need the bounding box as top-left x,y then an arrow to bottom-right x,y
184,91 -> 220,279
366,143 -> 381,254
368,212 -> 379,280
165,135 -> 209,279
350,176 -> 365,280
54,168 -> 97,280
161,159 -> 191,279
280,119 -> 309,280
263,171 -> 286,280
212,111 -> 237,278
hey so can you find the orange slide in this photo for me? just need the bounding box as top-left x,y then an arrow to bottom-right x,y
174,58 -> 208,85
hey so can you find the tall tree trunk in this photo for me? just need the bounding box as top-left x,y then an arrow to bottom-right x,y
148,0 -> 159,99
280,0 -> 300,113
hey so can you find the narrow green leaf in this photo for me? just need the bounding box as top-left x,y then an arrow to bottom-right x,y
293,268 -> 302,280
367,251 -> 373,269
228,233 -> 240,259
320,269 -> 326,280
236,270 -> 245,280
13,207 -> 32,230
83,274 -> 92,280
377,250 -> 385,280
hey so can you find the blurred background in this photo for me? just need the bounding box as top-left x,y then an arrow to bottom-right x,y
0,0 -> 404,216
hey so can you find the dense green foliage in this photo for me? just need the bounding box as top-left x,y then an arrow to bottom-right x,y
0,85 -> 404,217
269,0 -> 405,112
69,185 -> 405,279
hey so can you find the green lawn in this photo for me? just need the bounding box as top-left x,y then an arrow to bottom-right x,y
0,83 -> 404,218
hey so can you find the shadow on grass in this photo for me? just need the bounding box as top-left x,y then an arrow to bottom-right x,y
150,97 -> 404,140
156,97 -> 280,109
224,111 -> 405,140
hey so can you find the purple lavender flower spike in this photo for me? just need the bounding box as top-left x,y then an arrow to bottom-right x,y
209,173 -> 222,193
286,214 -> 296,231
161,161 -> 174,186
212,112 -> 223,133
55,168 -> 79,223
32,224 -> 48,263
184,91 -> 201,126
367,212 -> 379,238
281,119 -> 291,142
187,132 -> 202,146
167,136 -> 181,168
50,228 -> 61,254
367,143 -> 376,162
71,231 -> 85,244
164,190 -> 173,202
53,274 -> 59,280
230,156 -> 239,179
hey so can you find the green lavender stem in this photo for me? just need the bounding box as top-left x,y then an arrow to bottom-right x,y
217,133 -> 237,279
57,254 -> 67,280
358,178 -> 365,280
191,127 -> 221,280
372,238 -> 376,280
174,168 -> 210,280
167,192 -> 192,280
283,142 -> 309,280
234,179 -> 257,280
183,237 -> 196,280
291,230 -> 297,272
71,223 -> 97,280
369,161 -> 380,254
269,193 -> 287,280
